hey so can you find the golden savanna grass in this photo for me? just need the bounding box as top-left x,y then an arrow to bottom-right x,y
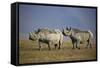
19,39 -> 96,64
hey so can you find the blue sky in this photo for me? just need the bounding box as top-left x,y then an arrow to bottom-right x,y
19,4 -> 96,39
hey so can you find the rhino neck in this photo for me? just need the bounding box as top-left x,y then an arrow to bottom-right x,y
69,34 -> 77,42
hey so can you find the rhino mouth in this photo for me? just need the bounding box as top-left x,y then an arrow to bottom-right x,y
29,37 -> 34,40
29,37 -> 32,40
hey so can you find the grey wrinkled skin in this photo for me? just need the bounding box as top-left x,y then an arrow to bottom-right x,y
62,27 -> 93,49
29,28 -> 63,50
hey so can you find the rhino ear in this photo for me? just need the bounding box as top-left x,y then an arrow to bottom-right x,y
69,27 -> 71,30
66,27 -> 68,30
34,30 -> 38,34
62,27 -> 65,30
29,32 -> 32,36
67,25 -> 71,30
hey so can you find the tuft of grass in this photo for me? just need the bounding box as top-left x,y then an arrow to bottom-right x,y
19,39 -> 96,64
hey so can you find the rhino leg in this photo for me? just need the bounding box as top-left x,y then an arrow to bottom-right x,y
72,42 -> 75,49
76,41 -> 80,49
58,41 -> 61,49
48,42 -> 51,50
86,39 -> 89,48
89,43 -> 92,48
86,39 -> 92,48
39,42 -> 41,50
55,44 -> 57,49
89,39 -> 92,48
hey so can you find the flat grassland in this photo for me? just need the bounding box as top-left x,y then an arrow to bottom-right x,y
19,39 -> 96,64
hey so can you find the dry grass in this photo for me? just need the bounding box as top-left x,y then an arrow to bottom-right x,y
19,39 -> 96,64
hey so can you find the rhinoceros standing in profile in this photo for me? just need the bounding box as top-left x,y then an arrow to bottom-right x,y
29,28 -> 63,50
62,27 -> 93,49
